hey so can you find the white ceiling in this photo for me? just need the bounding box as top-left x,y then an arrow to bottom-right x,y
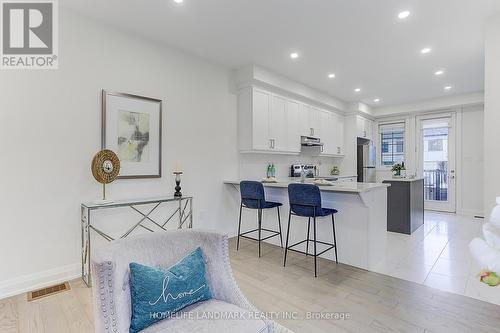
63,0 -> 500,107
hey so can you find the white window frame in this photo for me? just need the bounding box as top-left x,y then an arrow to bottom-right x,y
377,120 -> 407,170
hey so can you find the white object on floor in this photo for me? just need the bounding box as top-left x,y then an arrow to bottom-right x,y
469,197 -> 500,272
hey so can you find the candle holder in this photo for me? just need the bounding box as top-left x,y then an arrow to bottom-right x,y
174,171 -> 183,197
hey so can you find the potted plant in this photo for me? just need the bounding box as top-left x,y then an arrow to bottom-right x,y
391,163 -> 402,177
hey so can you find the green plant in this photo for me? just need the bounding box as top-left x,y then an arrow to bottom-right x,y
391,163 -> 402,175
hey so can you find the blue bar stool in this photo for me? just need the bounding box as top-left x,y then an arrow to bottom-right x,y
237,181 -> 283,257
284,183 -> 338,277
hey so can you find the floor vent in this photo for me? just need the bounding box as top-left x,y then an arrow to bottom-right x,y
27,282 -> 71,301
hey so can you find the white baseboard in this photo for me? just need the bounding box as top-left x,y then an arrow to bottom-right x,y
0,263 -> 81,300
460,209 -> 485,218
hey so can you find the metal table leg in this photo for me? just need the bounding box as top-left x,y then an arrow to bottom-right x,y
189,198 -> 193,228
81,206 -> 91,287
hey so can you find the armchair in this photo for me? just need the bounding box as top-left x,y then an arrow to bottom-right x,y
91,230 -> 274,333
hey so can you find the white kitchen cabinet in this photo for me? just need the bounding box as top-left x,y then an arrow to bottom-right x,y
300,104 -> 321,137
251,89 -> 272,150
357,115 -> 374,140
332,112 -> 345,155
320,111 -> 334,155
286,100 -> 301,153
298,104 -> 310,137
309,106 -> 322,138
238,87 -> 301,153
270,95 -> 287,151
319,110 -> 345,156
238,86 -> 344,155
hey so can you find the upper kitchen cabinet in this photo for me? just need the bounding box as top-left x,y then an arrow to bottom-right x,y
301,104 -> 322,138
332,112 -> 345,155
269,95 -> 288,151
238,87 -> 301,154
357,115 -> 374,140
319,110 -> 345,156
285,99 -> 301,153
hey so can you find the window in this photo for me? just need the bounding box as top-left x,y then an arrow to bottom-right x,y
379,123 -> 405,166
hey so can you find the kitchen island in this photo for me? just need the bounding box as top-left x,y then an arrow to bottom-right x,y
224,179 -> 390,270
383,177 -> 424,235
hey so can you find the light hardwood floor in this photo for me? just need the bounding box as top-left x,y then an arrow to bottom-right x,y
1,238 -> 500,333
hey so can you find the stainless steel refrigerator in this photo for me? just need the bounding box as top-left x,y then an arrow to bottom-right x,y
357,143 -> 376,183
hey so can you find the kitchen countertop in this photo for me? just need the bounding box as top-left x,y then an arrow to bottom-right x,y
224,179 -> 390,193
382,177 -> 424,182
333,174 -> 357,178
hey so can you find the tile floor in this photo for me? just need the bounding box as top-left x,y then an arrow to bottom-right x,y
371,211 -> 500,305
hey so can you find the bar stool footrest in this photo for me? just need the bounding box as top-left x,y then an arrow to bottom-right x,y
286,239 -> 336,257
239,228 -> 281,242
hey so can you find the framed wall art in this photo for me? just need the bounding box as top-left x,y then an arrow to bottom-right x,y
102,90 -> 162,179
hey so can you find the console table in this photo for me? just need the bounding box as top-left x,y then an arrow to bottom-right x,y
80,196 -> 193,286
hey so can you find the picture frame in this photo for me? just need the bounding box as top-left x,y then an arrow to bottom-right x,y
102,90 -> 162,179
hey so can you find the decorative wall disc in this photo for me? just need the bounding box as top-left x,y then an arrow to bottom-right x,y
91,149 -> 120,184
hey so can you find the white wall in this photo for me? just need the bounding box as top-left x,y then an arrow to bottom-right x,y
484,15 -> 500,215
374,92 -> 484,117
0,9 -> 239,298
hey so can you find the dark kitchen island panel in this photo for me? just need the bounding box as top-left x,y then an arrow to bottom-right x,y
383,178 -> 424,235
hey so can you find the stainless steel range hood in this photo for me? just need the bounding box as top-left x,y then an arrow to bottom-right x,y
301,136 -> 324,147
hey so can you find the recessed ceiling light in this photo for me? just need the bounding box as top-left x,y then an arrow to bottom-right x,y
444,85 -> 452,91
328,73 -> 336,79
421,47 -> 432,54
173,0 -> 183,3
354,88 -> 361,93
290,52 -> 299,59
435,70 -> 445,76
398,11 -> 410,19
374,98 -> 381,103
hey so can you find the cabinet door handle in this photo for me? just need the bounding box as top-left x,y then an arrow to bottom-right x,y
269,139 -> 273,149
321,146 -> 324,153
271,139 -> 275,149
312,128 -> 315,136
337,147 -> 341,154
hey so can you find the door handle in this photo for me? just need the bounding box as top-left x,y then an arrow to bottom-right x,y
269,139 -> 273,149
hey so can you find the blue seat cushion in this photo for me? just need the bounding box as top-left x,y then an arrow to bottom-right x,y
292,206 -> 337,217
242,199 -> 282,209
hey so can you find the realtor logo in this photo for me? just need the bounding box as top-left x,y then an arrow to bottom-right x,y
1,0 -> 58,69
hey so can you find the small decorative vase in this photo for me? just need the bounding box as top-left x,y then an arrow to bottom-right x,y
174,172 -> 183,197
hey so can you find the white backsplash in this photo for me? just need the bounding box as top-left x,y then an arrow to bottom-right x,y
238,148 -> 344,180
